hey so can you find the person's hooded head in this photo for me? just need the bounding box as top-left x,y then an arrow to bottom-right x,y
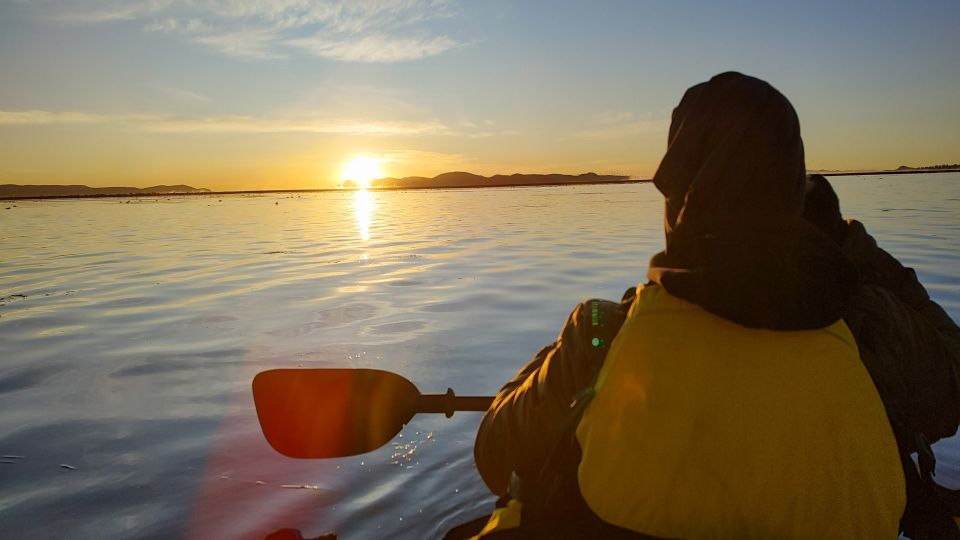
647,72 -> 857,330
654,71 -> 806,240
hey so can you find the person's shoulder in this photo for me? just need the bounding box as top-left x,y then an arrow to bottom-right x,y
620,286 -> 638,305
841,219 -> 878,264
567,287 -> 637,334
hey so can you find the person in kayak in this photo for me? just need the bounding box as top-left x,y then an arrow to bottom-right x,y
468,72 -> 960,538
802,172 -> 960,537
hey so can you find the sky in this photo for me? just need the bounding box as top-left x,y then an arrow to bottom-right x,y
0,0 -> 958,191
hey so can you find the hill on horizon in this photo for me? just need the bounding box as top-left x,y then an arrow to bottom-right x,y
342,171 -> 633,189
0,184 -> 210,199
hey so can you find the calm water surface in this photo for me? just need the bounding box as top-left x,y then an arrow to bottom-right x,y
1,174 -> 959,539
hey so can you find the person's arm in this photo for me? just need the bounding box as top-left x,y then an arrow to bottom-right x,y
805,175 -> 960,441
474,292 -> 633,496
841,220 -> 960,442
842,219 -> 960,350
804,174 -> 959,348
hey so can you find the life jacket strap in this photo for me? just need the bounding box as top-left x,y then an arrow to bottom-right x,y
916,432 -> 936,483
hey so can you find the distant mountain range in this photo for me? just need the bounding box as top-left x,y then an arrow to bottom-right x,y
2,173 -> 635,199
896,163 -> 960,171
0,184 -> 210,199
343,171 -> 634,189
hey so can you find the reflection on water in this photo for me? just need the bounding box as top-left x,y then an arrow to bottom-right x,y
355,189 -> 374,242
0,176 -> 958,539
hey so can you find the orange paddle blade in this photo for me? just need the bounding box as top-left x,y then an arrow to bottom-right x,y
252,369 -> 419,458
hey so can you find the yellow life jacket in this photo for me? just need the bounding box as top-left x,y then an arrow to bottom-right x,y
575,284 -> 905,539
471,499 -> 524,539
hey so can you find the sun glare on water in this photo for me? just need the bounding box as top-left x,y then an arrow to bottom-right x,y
341,156 -> 383,189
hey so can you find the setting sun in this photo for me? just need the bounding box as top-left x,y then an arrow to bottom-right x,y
341,156 -> 384,189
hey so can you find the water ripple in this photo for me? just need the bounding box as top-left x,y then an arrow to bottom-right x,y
1,177 -> 958,538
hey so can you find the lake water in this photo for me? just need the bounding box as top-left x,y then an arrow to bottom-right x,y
2,174 -> 959,539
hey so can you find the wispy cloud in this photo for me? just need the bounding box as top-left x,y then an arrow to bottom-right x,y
287,33 -> 457,63
0,110 -> 447,136
574,111 -> 669,140
195,28 -> 286,60
41,0 -> 462,62
591,110 -> 638,125
0,110 -> 117,125
149,85 -> 211,105
466,129 -> 520,139
52,0 -> 173,23
380,149 -> 472,168
449,118 -> 519,138
143,17 -> 213,33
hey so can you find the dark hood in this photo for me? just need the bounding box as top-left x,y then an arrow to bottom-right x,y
647,72 -> 857,330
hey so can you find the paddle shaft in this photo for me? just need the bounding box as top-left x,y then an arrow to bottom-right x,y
417,388 -> 493,417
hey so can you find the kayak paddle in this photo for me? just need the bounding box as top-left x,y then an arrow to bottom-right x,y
252,368 -> 493,458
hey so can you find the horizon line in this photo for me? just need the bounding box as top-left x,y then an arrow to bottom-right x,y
4,168 -> 960,201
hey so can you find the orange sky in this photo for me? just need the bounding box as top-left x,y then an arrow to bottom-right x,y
1,2 -> 957,190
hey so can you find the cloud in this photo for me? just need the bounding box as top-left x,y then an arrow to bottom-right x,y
592,110 -> 636,125
446,118 -> 519,138
194,28 -> 287,60
0,110 -> 108,125
52,0 -> 173,23
143,17 -> 213,33
287,33 -> 456,62
466,129 -> 520,139
0,109 -> 447,136
380,149 -> 471,167
141,116 -> 446,135
574,112 -> 669,140
150,85 -> 211,105
42,0 -> 462,62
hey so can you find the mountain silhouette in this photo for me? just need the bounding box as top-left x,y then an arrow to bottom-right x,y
0,184 -> 210,199
343,171 -> 632,189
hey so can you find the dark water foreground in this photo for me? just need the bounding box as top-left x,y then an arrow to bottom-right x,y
1,176 -> 958,538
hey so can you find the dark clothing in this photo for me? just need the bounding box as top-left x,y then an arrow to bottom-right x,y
648,219 -> 858,330
647,72 -> 858,331
474,293 -> 635,497
474,221 -> 960,533
473,73 -> 960,535
804,174 -> 960,442
842,219 -> 960,443
842,220 -> 960,537
654,72 -> 806,235
475,72 -> 877,497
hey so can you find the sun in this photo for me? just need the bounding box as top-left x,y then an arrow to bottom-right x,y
340,156 -> 383,189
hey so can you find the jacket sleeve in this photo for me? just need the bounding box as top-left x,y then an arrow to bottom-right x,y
841,220 -> 960,441
473,292 -> 634,497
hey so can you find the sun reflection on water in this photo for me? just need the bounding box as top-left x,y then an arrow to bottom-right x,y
355,189 -> 374,242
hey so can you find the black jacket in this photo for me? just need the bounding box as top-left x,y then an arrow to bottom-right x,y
474,221 -> 960,536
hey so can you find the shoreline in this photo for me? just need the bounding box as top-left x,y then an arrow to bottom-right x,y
1,178 -> 647,201
816,168 -> 960,177
2,169 -> 958,201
